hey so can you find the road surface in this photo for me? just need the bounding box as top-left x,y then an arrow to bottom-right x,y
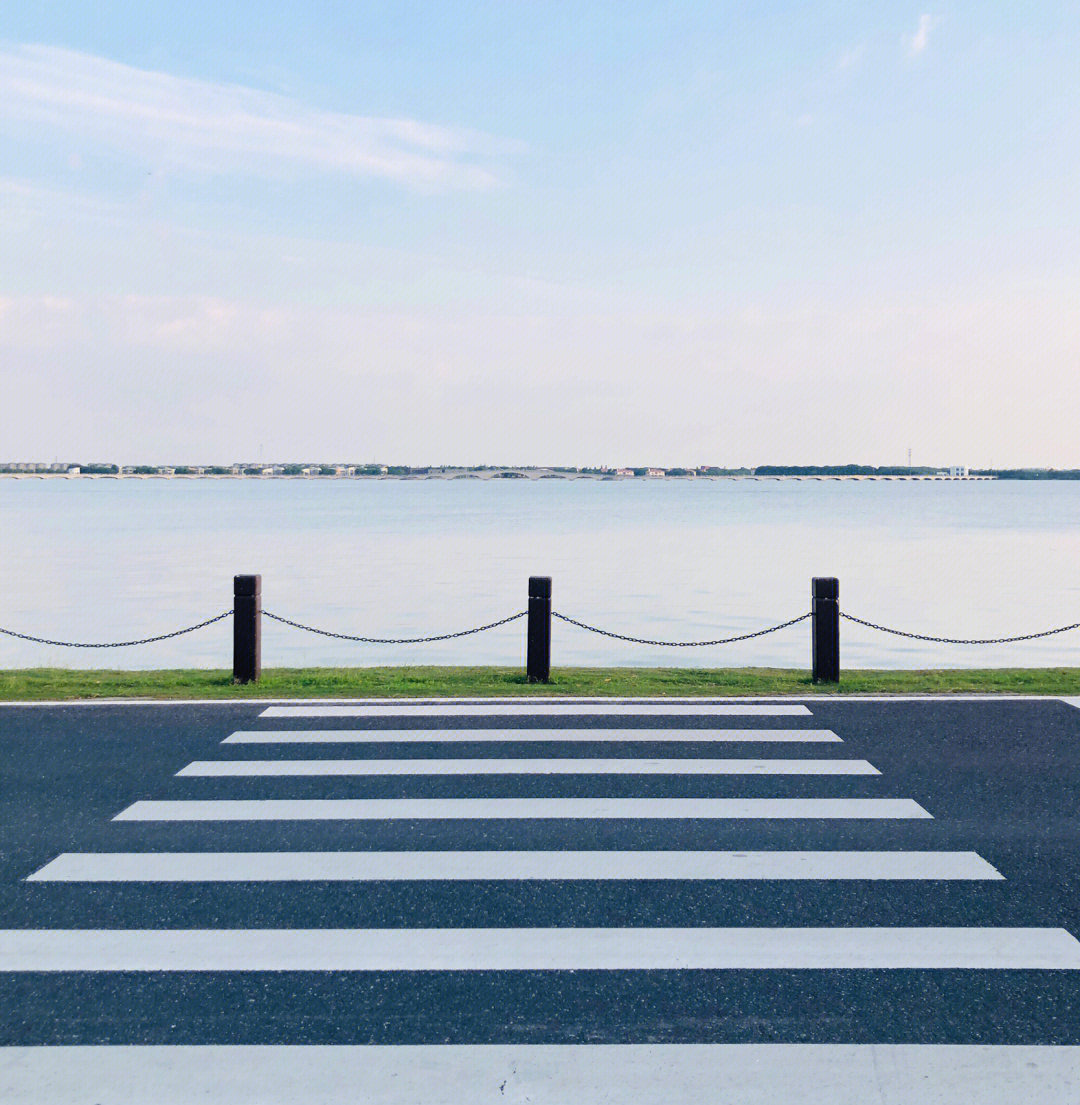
3,694 -> 1080,1101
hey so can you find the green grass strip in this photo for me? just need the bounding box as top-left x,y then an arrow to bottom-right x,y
1,666 -> 1078,701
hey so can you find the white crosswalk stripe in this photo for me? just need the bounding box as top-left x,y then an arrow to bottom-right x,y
5,1044 -> 1079,1105
223,727 -> 843,743
4,926 -> 1078,971
175,757 -> 879,776
260,702 -> 813,717
27,850 -> 1004,882
113,797 -> 933,820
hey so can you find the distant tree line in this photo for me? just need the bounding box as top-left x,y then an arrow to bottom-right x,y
752,465 -> 941,476
971,469 -> 1080,480
753,466 -> 1080,479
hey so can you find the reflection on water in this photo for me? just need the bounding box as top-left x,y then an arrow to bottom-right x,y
2,478 -> 1078,670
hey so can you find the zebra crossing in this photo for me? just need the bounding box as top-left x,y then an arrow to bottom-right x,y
6,696 -> 1080,1101
14,697 -> 1072,962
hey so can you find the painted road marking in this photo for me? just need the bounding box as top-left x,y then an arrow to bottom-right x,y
259,704 -> 814,718
176,758 -> 878,777
1,927 -> 1076,970
27,850 -> 1002,882
2,1045 -> 1078,1105
224,728 -> 843,743
113,798 -> 933,821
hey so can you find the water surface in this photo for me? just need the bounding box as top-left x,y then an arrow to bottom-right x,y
2,478 -> 1078,670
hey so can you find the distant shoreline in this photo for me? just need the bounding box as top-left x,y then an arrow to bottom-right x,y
6,462 -> 1080,480
0,469 -> 999,482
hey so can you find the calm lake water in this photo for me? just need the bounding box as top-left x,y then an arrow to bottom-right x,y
2,478 -> 1079,671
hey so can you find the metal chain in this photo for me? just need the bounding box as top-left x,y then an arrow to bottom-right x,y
8,603 -> 1074,652
840,611 -> 1080,645
552,610 -> 812,647
263,609 -> 527,644
0,610 -> 233,648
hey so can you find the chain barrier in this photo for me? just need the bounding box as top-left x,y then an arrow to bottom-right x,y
5,605 -> 1078,651
552,610 -> 811,647
263,609 -> 527,644
0,610 -> 233,648
840,611 -> 1080,645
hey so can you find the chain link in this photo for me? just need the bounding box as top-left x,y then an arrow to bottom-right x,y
840,611 -> 1080,645
0,610 -> 233,648
552,610 -> 811,647
263,609 -> 527,644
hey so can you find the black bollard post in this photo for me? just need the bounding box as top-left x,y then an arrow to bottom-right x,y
233,574 -> 261,683
812,577 -> 840,683
527,576 -> 552,683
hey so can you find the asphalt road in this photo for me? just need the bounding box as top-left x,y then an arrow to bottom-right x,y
3,694 -> 1080,1102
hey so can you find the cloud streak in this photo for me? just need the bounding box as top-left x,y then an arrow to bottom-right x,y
903,15 -> 938,57
0,44 -> 512,189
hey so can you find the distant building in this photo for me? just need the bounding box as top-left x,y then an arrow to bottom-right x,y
948,465 -> 969,478
646,468 -> 666,477
614,468 -> 634,477
158,467 -> 175,476
67,466 -> 81,475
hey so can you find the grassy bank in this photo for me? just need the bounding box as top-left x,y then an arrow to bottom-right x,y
1,666 -> 1078,701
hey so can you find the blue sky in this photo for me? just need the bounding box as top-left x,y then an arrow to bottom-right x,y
1,2 -> 1077,465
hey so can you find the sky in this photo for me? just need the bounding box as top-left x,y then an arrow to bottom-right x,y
1,2 -> 1077,467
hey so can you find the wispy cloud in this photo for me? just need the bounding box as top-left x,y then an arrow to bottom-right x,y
903,15 -> 938,57
836,44 -> 866,71
0,44 -> 514,190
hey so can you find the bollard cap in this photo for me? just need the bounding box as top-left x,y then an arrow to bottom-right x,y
528,576 -> 552,599
812,577 -> 839,600
234,574 -> 262,596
